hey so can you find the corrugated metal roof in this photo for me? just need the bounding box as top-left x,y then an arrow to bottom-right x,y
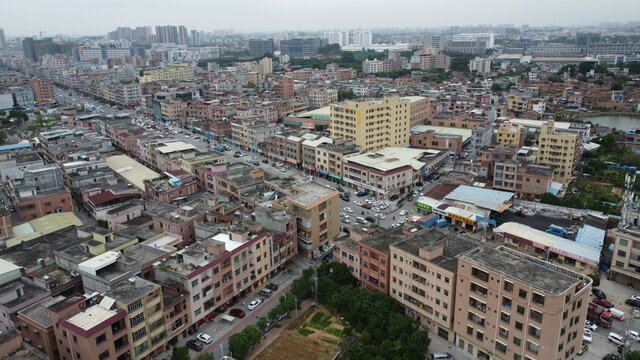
0,143 -> 30,152
445,185 -> 513,211
575,225 -> 605,250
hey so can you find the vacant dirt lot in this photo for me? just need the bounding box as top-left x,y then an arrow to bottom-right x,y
252,306 -> 343,360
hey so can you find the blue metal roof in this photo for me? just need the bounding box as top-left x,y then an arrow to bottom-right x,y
575,224 -> 605,250
0,143 -> 30,152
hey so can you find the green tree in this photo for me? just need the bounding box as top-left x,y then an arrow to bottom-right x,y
341,51 -> 355,63
247,81 -> 256,89
196,353 -> 214,360
491,83 -> 502,91
171,346 -> 190,360
626,351 -> 640,360
139,70 -> 144,77
228,333 -> 250,360
257,317 -> 268,333
588,273 -> 601,287
242,324 -> 262,347
578,62 -> 596,75
337,89 -> 357,101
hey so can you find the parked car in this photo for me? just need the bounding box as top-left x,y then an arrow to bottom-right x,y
336,186 -> 344,192
248,299 -> 262,310
262,159 -> 269,164
353,201 -> 363,206
186,339 -> 204,351
631,295 -> 640,302
362,204 -> 372,209
229,308 -> 246,318
577,342 -> 588,356
593,298 -> 613,308
365,216 -> 376,223
634,309 -> 640,319
626,299 -> 640,308
584,320 -> 598,331
390,223 -> 401,228
389,194 -> 400,201
343,207 -> 353,213
608,332 -> 630,347
592,289 -> 606,299
197,333 -> 213,344
356,191 -> 367,197
399,217 -> 408,223
627,330 -> 640,342
582,328 -> 592,344
399,210 -> 408,216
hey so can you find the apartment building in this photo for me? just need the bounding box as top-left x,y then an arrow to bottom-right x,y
409,130 -> 463,155
536,120 -> 580,182
274,77 -> 294,98
31,79 -> 55,105
493,161 -> 553,200
139,64 -> 196,83
160,100 -> 187,122
469,126 -> 492,158
418,53 -> 451,71
401,96 -> 430,127
308,88 -> 338,108
454,246 -> 591,360
608,227 -> 640,287
248,39 -> 274,57
469,57 -> 492,74
272,182 -> 339,258
7,163 -> 73,220
362,59 -> 384,74
389,229 -> 477,342
359,230 -> 396,295
496,123 -> 524,147
144,170 -> 199,204
507,94 -> 531,114
105,278 -> 166,360
330,96 -> 410,153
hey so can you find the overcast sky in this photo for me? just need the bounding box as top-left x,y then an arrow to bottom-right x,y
4,0 -> 640,36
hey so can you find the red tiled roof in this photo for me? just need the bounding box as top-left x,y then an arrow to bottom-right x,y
87,190 -> 141,206
423,184 -> 458,201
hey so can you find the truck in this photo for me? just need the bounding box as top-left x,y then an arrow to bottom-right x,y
587,303 -> 613,328
546,224 -> 568,238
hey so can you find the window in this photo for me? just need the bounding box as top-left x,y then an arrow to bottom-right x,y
519,289 -> 527,299
191,279 -> 199,287
503,281 -> 513,292
513,337 -> 521,346
501,312 -> 510,324
526,341 -> 539,354
502,296 -> 512,308
193,294 -> 200,302
476,331 -> 484,341
471,267 -> 489,282
99,351 -> 110,360
515,321 -> 523,331
532,292 -> 545,306
499,327 -> 509,339
618,250 -> 627,257
528,325 -> 541,339
620,239 -> 629,246
496,341 -> 507,353
95,333 -> 106,344
563,310 -> 568,320
530,309 -> 543,323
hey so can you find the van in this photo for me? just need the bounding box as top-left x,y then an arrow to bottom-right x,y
259,288 -> 273,297
356,217 -> 367,224
430,353 -> 454,360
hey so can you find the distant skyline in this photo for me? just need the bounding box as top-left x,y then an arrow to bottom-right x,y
3,0 -> 640,37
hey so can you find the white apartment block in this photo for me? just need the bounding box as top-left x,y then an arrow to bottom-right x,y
323,31 -> 349,47
352,31 -> 372,46
362,58 -> 384,74
452,33 -> 495,48
469,57 -> 492,74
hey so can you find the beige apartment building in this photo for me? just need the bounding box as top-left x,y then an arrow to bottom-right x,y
496,123 -> 523,147
139,64 -> 196,83
536,120 -> 580,182
273,182 -> 339,258
608,227 -> 640,287
454,246 -> 591,360
161,100 -> 187,122
389,229 -> 477,343
330,96 -> 410,153
401,96 -> 430,127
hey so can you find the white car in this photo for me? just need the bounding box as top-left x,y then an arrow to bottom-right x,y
582,329 -> 592,344
399,210 -> 408,216
353,201 -> 363,206
399,217 -> 408,223
343,207 -> 353,213
608,332 -> 630,347
340,212 -> 349,218
631,295 -> 640,302
584,320 -> 598,332
628,330 -> 640,342
390,223 -> 401,228
375,213 -> 386,220
372,207 -> 381,213
248,299 -> 262,310
197,333 -> 213,344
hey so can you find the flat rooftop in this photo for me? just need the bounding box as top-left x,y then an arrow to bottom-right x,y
289,182 -> 337,207
345,147 -> 438,172
66,304 -> 118,331
361,228 -> 405,253
461,246 -> 583,295
105,277 -> 160,305
392,229 -> 478,272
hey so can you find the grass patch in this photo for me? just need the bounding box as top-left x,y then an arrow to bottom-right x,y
337,319 -> 348,326
321,338 -> 338,345
325,328 -> 343,338
298,328 -> 314,337
310,311 -> 326,324
308,322 -> 328,330
289,306 -> 316,330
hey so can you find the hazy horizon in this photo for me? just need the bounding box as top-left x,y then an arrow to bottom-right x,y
3,0 -> 640,37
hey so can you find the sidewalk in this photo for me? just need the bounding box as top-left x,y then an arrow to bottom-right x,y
245,299 -> 315,360
428,336 -> 474,360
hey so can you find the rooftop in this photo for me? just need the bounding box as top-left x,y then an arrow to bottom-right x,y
361,228 -> 405,253
462,246 -> 586,295
345,147 -> 439,172
392,229 -> 478,272
105,277 -> 160,305
289,182 -> 337,207
105,155 -> 159,190
19,296 -> 67,327
0,278 -> 49,309
444,185 -> 513,212
65,303 -> 118,331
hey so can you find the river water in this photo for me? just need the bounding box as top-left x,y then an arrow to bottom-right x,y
586,115 -> 640,130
